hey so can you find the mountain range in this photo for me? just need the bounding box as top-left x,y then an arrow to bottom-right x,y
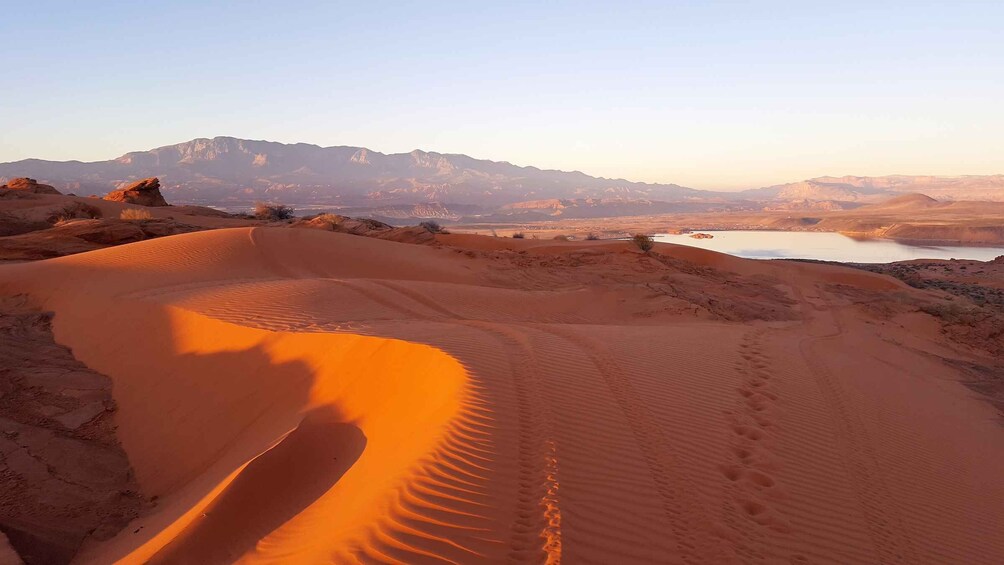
2,137 -> 1002,219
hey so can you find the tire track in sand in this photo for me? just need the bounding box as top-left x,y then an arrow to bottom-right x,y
790,283 -> 918,565
335,279 -> 562,563
463,321 -> 562,564
529,323 -> 733,564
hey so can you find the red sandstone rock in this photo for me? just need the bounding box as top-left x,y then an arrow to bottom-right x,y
1,178 -> 61,195
102,178 -> 168,207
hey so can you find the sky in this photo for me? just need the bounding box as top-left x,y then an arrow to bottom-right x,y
2,1 -> 1002,190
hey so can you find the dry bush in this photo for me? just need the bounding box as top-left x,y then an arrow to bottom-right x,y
419,220 -> 447,234
511,232 -> 525,239
309,213 -> 342,227
47,202 -> 103,224
632,233 -> 655,252
585,232 -> 600,240
120,208 -> 153,220
553,234 -> 570,241
254,201 -> 295,221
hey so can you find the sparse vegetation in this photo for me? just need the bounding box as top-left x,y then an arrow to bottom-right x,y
120,209 -> 153,220
253,201 -> 295,221
511,232 -> 525,239
851,262 -> 1004,309
47,202 -> 102,224
310,213 -> 342,227
632,233 -> 655,252
553,234 -> 570,241
585,232 -> 600,240
419,220 -> 447,234
919,301 -> 983,323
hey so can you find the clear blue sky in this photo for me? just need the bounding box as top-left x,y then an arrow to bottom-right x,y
2,1 -> 1002,189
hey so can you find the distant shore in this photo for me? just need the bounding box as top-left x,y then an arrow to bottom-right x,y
448,210 -> 1004,248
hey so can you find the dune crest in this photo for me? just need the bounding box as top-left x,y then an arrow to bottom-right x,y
1,227 -> 1003,563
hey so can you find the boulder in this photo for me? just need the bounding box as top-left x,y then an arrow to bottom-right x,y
102,178 -> 168,207
1,178 -> 61,195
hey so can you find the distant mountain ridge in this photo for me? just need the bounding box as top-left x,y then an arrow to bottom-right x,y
745,175 -> 1004,203
0,136 -> 701,207
1,137 -> 1002,216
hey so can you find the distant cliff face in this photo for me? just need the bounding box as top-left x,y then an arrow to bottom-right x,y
1,137 -> 1001,210
0,137 -> 700,206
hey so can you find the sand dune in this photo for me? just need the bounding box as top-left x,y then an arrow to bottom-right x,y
1,227 -> 1003,564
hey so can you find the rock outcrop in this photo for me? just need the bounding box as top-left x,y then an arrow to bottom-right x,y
0,219 -> 203,261
102,178 -> 168,207
292,214 -> 436,244
0,296 -> 144,564
0,178 -> 61,195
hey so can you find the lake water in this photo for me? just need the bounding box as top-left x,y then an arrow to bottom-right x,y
654,231 -> 1004,263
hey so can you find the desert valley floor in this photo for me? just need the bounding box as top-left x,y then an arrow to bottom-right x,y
1,226 -> 1003,564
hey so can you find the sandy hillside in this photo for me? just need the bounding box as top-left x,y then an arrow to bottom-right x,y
1,227 -> 1003,564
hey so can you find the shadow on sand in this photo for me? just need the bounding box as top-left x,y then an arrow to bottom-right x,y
149,405 -> 366,564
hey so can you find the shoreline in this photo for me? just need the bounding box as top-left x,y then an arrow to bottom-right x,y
657,228 -> 1004,250
452,223 -> 1004,251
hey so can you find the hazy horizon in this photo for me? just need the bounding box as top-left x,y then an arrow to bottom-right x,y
5,134 -> 1004,193
3,1 -> 1002,190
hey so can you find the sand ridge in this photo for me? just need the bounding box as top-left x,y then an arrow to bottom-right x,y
1,227 -> 1002,564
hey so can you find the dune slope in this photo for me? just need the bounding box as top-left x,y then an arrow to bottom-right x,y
1,227 -> 1002,564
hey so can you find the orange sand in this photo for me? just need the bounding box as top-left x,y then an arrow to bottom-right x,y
1,227 -> 1003,564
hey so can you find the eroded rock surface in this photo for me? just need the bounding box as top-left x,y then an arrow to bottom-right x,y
103,178 -> 168,207
0,296 -> 143,565
0,218 -> 204,261
0,179 -> 61,196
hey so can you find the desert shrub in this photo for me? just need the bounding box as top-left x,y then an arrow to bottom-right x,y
511,232 -> 525,239
311,213 -> 342,227
585,232 -> 600,240
919,301 -> 990,325
120,208 -> 153,220
419,220 -> 447,234
254,201 -> 295,221
47,202 -> 103,223
553,234 -> 570,241
632,233 -> 655,252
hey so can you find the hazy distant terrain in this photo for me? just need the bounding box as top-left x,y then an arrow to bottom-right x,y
0,137 -> 700,209
1,137 -> 1002,220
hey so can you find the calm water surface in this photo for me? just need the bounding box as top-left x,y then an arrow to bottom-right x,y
655,231 -> 1004,263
